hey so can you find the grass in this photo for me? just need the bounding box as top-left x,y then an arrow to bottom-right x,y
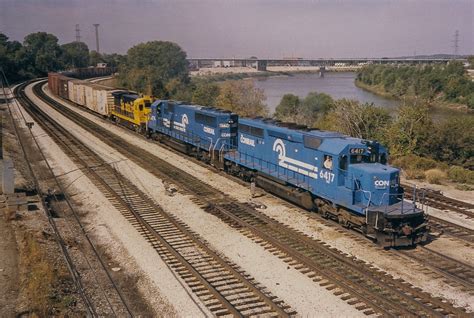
19,232 -> 75,316
20,234 -> 55,316
392,154 -> 474,188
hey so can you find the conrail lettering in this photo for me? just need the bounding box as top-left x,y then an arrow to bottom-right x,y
240,134 -> 255,147
374,180 -> 390,188
203,126 -> 215,135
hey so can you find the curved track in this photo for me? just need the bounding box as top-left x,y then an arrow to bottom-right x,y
33,80 -> 470,316
20,81 -> 294,317
12,81 -> 133,317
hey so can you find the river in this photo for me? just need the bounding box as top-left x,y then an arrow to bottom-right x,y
252,72 -> 399,114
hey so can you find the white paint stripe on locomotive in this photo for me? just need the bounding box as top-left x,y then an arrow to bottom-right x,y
283,156 -> 318,172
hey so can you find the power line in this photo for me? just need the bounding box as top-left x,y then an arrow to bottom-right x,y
451,30 -> 459,55
75,24 -> 81,42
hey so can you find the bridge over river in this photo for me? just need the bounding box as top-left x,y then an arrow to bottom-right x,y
188,57 -> 467,71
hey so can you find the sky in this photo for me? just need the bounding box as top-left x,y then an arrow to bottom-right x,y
1,0 -> 473,58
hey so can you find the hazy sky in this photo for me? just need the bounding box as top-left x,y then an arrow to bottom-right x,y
1,0 -> 472,58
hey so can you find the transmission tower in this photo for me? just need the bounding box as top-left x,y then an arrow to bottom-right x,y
452,30 -> 459,56
93,24 -> 100,53
75,24 -> 81,42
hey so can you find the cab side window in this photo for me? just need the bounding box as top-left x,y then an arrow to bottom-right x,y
323,155 -> 333,170
380,153 -> 387,165
339,155 -> 348,170
139,104 -> 143,111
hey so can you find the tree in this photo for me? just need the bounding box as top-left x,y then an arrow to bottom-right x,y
101,53 -> 126,67
165,78 -> 193,102
89,50 -> 104,66
274,94 -> 300,121
300,92 -> 333,126
61,41 -> 89,68
20,32 -> 63,76
468,56 -> 474,69
0,33 -> 23,82
118,41 -> 189,97
192,81 -> 220,106
318,99 -> 391,142
428,117 -> 474,168
386,103 -> 433,157
215,80 -> 268,117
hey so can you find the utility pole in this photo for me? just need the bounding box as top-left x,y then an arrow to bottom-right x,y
93,24 -> 100,53
452,30 -> 459,56
75,24 -> 81,42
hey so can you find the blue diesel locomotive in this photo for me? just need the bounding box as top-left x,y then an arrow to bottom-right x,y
148,100 -> 238,166
145,101 -> 428,247
225,118 -> 428,247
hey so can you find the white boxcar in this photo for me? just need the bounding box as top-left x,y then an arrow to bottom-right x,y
68,80 -> 76,103
84,84 -> 98,113
91,84 -> 116,116
75,81 -> 86,106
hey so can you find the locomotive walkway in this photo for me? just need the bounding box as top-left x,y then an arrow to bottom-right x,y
29,80 -> 470,316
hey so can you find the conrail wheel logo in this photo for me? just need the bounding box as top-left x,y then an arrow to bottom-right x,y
273,139 -> 318,179
173,114 -> 188,132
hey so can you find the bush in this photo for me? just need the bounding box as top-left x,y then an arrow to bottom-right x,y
447,166 -> 474,185
425,169 -> 446,184
404,169 -> 425,180
391,154 -> 438,171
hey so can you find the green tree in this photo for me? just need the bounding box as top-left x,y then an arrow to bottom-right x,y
165,78 -> 193,101
318,99 -> 391,142
0,33 -> 23,82
192,81 -> 220,106
89,50 -> 104,66
274,94 -> 300,121
216,80 -> 268,117
19,32 -> 63,76
61,41 -> 89,68
101,53 -> 126,67
118,41 -> 188,96
386,103 -> 433,157
300,92 -> 333,126
468,56 -> 474,69
428,117 -> 474,169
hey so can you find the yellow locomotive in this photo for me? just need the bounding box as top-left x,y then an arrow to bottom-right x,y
110,91 -> 153,133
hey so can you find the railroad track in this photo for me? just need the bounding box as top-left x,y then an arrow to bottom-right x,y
33,81 -> 470,316
394,247 -> 474,294
21,81 -> 294,317
12,81 -> 133,316
429,215 -> 474,245
404,184 -> 474,219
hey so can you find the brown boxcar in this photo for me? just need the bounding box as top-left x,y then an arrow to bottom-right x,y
57,75 -> 69,99
47,73 -> 60,96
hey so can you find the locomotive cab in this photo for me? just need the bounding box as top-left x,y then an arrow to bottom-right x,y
338,143 -> 428,247
110,91 -> 153,133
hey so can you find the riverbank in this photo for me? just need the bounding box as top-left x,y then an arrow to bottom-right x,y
355,79 -> 473,113
190,66 -> 359,82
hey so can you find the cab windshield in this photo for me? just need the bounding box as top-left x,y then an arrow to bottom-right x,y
350,153 -> 387,164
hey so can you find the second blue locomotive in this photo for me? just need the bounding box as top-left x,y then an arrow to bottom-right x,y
146,100 -> 428,247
